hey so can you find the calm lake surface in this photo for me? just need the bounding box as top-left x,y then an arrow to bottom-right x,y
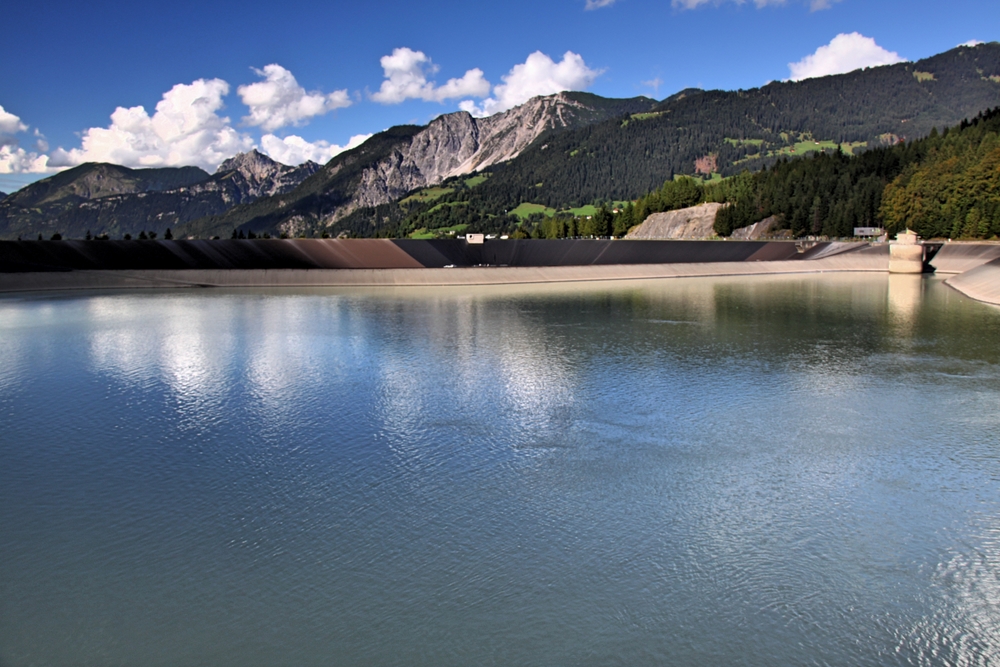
2,274 -> 1000,666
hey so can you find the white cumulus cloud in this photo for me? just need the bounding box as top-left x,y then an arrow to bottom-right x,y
673,0 -> 839,10
585,0 -> 618,9
259,132 -> 371,166
238,64 -> 351,132
460,51 -> 603,117
0,146 -> 50,174
788,33 -> 905,81
49,78 -> 253,172
0,105 -> 52,174
371,48 -> 491,104
0,105 -> 28,140
960,39 -> 984,47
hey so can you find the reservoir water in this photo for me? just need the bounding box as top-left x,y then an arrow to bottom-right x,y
2,274 -> 999,666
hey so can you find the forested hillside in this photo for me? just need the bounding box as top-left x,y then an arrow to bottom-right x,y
440,105 -> 1000,242
8,43 -> 998,241
881,113 -> 1000,239
314,43 -> 1000,240
473,43 -> 1000,205
671,107 -> 1000,240
178,92 -> 655,240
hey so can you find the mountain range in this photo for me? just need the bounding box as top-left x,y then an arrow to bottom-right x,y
0,151 -> 318,240
2,42 -> 999,241
324,42 -> 1000,240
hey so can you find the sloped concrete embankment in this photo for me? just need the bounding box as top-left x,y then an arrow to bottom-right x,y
0,245 -> 891,292
945,257 -> 1000,306
930,242 -> 1000,274
0,238 -> 425,272
0,238 -> 840,273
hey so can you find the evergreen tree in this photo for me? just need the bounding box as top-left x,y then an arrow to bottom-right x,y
593,206 -> 613,237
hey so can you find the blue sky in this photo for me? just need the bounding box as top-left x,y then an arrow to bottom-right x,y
1,0 -> 997,192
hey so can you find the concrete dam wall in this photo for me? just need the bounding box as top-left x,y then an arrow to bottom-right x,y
1,238 -> 996,299
928,243 -> 1000,274
945,257 -> 1000,306
0,238 -> 870,274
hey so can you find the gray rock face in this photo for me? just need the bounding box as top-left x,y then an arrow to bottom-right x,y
731,216 -> 781,240
218,149 -> 279,178
351,112 -> 481,211
216,150 -> 320,200
320,92 -> 607,226
462,93 -> 593,174
626,203 -> 726,240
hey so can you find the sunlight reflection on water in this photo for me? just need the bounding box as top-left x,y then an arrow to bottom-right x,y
1,274 -> 1000,666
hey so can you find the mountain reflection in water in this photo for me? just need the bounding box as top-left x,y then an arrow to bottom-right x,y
1,274 -> 999,666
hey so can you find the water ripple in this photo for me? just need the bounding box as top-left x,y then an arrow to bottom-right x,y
2,276 -> 1000,666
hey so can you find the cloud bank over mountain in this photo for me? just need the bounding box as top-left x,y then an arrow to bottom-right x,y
0,31 -> 919,180
47,79 -> 252,172
1,48 -> 605,176
460,51 -> 602,117
260,132 -> 371,166
788,33 -> 905,81
5,67 -> 362,175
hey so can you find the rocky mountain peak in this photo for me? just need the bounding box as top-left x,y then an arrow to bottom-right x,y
445,91 -> 596,176
217,149 -> 284,180
313,91 -> 658,228
207,149 -> 320,202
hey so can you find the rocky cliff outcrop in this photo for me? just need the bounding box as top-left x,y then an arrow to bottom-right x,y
626,203 -> 726,240
731,216 -> 782,240
332,93 -> 618,225
191,92 -> 655,238
350,112 -> 482,211
455,93 -> 601,174
627,207 -> 791,240
215,150 -> 320,200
